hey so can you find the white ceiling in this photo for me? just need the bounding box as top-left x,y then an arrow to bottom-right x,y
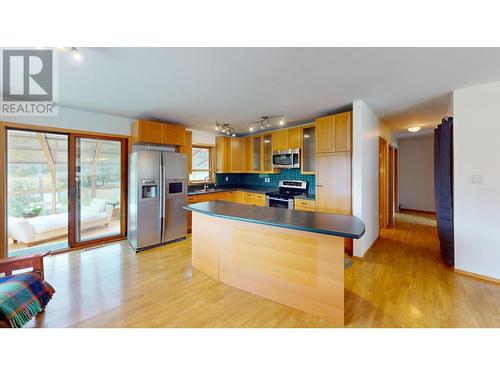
55,47 -> 500,135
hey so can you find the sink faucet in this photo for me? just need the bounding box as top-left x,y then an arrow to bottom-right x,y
204,176 -> 210,190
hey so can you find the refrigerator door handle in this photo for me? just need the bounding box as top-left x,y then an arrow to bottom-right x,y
160,153 -> 166,243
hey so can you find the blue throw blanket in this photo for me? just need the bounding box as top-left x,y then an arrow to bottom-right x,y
0,272 -> 55,328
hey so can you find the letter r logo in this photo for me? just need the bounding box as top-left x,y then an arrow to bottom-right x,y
2,49 -> 53,102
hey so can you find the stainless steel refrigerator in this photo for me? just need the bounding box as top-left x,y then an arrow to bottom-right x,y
128,151 -> 187,251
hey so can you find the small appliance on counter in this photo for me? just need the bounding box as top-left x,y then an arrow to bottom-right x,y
265,180 -> 307,209
128,151 -> 187,251
272,148 -> 300,169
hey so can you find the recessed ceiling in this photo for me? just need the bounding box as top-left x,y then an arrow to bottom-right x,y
54,47 -> 500,134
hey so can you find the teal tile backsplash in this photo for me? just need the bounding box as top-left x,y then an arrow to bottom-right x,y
216,169 -> 316,195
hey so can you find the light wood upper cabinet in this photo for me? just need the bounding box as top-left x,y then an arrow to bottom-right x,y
315,116 -> 333,153
272,128 -> 301,151
216,136 -> 231,173
132,120 -> 164,144
288,128 -> 301,149
333,111 -> 351,152
315,111 -> 351,153
165,124 -> 186,146
230,137 -> 247,173
131,120 -> 186,146
273,129 -> 289,151
301,126 -> 316,174
262,134 -> 273,172
251,136 -> 262,172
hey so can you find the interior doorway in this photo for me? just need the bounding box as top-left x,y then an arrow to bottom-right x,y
379,137 -> 388,231
388,145 -> 394,225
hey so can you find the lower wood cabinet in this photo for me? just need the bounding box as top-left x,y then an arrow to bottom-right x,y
187,191 -> 231,232
294,198 -> 316,212
187,190 -> 267,232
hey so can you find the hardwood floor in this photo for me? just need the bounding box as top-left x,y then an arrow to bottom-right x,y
26,213 -> 500,328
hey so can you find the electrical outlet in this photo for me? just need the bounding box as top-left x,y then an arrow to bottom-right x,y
469,175 -> 484,185
264,177 -> 270,183
225,176 -> 229,182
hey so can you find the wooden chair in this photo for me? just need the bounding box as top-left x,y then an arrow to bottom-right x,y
0,252 -> 49,328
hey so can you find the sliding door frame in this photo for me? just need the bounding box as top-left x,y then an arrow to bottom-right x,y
68,133 -> 128,248
0,121 -> 130,258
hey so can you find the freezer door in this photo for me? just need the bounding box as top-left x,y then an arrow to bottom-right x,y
133,151 -> 162,249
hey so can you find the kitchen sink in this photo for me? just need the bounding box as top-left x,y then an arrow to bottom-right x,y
193,188 -> 218,193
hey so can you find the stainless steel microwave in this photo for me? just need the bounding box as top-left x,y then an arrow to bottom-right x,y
272,148 -> 300,169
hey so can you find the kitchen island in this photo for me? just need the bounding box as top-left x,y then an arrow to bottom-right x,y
184,201 -> 365,325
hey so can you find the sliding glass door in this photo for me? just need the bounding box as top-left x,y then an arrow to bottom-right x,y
69,134 -> 127,247
4,127 -> 128,256
6,129 -> 69,256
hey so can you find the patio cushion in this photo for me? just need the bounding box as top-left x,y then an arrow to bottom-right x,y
88,198 -> 107,213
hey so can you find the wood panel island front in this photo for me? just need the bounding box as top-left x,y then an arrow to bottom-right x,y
184,201 -> 365,326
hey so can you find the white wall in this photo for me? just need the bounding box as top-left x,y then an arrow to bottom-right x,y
352,100 -> 394,258
0,106 -> 134,135
453,80 -> 500,280
398,136 -> 435,212
189,129 -> 217,145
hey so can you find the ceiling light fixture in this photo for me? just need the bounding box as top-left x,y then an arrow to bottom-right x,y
408,126 -> 421,133
70,47 -> 83,62
215,121 -> 236,137
249,115 -> 285,131
249,127 -> 254,132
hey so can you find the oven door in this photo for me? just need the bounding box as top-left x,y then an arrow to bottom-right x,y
266,196 -> 293,209
272,153 -> 293,168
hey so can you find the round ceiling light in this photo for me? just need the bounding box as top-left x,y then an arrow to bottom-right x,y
408,126 -> 421,133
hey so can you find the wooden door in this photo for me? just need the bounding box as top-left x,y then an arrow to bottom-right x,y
388,145 -> 394,226
273,129 -> 288,151
316,152 -> 351,214
287,128 -> 301,149
379,137 -> 388,230
333,112 -> 351,152
315,115 -> 333,153
394,148 -> 399,212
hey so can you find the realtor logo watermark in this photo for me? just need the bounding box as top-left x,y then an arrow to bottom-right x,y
1,48 -> 58,116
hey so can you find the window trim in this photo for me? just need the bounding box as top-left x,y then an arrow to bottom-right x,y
190,145 -> 215,184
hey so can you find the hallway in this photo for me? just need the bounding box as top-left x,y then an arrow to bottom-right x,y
345,212 -> 500,327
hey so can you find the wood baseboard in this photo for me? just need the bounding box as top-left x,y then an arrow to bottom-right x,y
352,236 -> 379,262
399,208 -> 436,215
454,268 -> 500,284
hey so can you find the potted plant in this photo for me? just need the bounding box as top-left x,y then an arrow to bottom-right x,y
9,182 -> 44,218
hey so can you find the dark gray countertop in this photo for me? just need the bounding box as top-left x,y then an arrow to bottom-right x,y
188,185 -> 276,196
184,201 -> 365,239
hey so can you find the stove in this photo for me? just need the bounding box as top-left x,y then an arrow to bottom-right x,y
265,180 -> 307,209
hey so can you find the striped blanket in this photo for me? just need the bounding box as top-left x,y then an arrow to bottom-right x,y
0,272 -> 55,328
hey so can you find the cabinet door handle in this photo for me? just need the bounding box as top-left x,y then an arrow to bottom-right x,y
316,184 -> 323,187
